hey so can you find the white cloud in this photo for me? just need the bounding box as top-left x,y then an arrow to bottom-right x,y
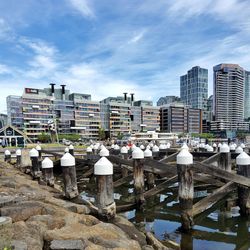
128,30 -> 146,44
68,0 -> 95,18
0,64 -> 11,74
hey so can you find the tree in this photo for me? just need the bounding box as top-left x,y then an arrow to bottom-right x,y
37,133 -> 51,143
98,127 -> 106,140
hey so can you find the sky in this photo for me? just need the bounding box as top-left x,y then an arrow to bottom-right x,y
1,0 -> 250,113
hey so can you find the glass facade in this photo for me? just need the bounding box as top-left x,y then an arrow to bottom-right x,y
180,66 -> 208,111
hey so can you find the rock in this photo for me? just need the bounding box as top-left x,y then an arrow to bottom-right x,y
113,215 -> 147,246
1,201 -> 44,222
146,232 -> 172,250
27,215 -> 65,230
11,240 -> 28,250
0,216 -> 13,250
49,239 -> 86,250
142,246 -> 154,250
0,195 -> 16,208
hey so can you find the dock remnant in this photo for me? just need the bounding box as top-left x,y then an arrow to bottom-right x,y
94,151 -> 116,220
177,148 -> 194,231
236,152 -> 250,216
60,152 -> 79,199
132,147 -> 145,208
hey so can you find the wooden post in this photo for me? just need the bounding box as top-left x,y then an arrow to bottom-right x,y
16,149 -> 22,168
132,147 -> 145,208
42,157 -> 54,186
144,148 -> 155,189
121,146 -> 129,177
236,152 -> 250,216
4,150 -> 11,163
152,145 -> 159,160
94,156 -> 115,220
113,144 -> 120,155
219,143 -> 231,172
236,146 -> 243,154
229,144 -> 235,153
69,144 -> 74,156
213,143 -> 217,152
36,144 -> 42,169
93,144 -> 99,155
86,146 -> 93,160
60,153 -> 78,199
177,148 -> 194,232
29,148 -> 41,179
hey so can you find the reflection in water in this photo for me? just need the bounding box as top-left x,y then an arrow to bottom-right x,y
77,177 -> 250,250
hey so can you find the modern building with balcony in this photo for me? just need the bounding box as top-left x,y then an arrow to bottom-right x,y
212,63 -> 248,131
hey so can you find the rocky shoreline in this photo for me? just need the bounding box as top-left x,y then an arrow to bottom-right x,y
0,160 -> 171,250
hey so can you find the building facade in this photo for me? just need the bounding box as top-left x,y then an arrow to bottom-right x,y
244,71 -> 250,121
160,103 -> 202,134
213,64 -> 245,130
180,66 -> 208,111
157,96 -> 181,106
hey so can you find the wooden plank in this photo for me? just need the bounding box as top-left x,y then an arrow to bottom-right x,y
114,174 -> 133,188
144,175 -> 178,198
192,181 -> 236,217
201,153 -> 221,164
159,152 -> 179,163
194,162 -> 250,187
82,167 -> 94,178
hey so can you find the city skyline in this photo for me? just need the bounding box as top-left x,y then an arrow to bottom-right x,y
1,0 -> 250,113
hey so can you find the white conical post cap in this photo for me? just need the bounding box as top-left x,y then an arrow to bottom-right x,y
93,144 -> 99,150
99,147 -> 109,157
177,149 -> 193,165
5,150 -> 11,156
69,144 -> 74,150
131,144 -> 137,151
65,147 -> 69,153
111,144 -> 115,149
207,146 -> 213,152
213,143 -> 217,147
126,145 -> 130,150
36,145 -> 41,151
144,148 -> 152,158
240,143 -> 245,149
149,142 -> 154,148
42,157 -> 54,169
140,145 -> 145,150
167,142 -> 171,148
152,145 -> 159,152
60,152 -> 75,167
114,144 -> 120,150
181,143 -> 189,150
220,143 -> 230,153
121,146 -> 128,154
236,151 -> 250,165
235,146 -> 243,154
218,143 -> 222,148
16,149 -> 21,156
159,144 -> 166,150
100,144 -> 105,150
29,148 -> 39,157
146,145 -> 151,150
86,146 -> 92,153
90,144 -> 94,149
132,147 -> 144,159
94,156 -> 113,175
229,144 -> 236,151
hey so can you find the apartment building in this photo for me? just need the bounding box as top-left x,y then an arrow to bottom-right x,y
160,103 -> 202,134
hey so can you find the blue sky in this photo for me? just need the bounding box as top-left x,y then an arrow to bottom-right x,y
1,0 -> 250,113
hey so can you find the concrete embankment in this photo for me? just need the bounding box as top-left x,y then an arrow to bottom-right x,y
0,160 -> 170,250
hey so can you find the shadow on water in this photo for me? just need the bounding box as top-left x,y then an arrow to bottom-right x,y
56,170 -> 250,250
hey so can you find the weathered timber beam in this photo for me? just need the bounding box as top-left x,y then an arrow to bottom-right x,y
114,174 -> 133,188
144,175 -> 178,198
201,152 -> 221,164
159,152 -> 179,163
192,181 -> 236,217
191,229 -> 241,244
194,162 -> 250,187
82,167 -> 94,178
